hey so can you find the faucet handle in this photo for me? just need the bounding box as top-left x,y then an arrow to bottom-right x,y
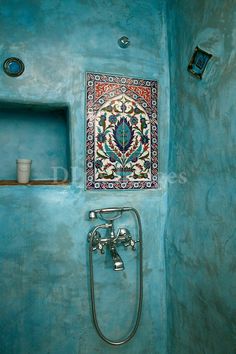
88,231 -> 106,254
98,242 -> 105,254
124,238 -> 139,251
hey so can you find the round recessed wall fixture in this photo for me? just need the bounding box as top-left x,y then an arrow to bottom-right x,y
118,36 -> 130,49
3,57 -> 25,77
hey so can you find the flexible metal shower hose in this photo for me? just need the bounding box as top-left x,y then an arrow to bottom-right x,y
88,207 -> 143,346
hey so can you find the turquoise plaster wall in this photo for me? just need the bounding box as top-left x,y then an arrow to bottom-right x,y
166,0 -> 236,353
0,1 -> 170,354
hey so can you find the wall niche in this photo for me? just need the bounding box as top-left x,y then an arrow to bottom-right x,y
0,102 -> 70,186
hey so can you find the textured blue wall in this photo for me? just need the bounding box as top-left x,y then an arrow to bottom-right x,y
166,0 -> 236,353
0,1 -> 170,354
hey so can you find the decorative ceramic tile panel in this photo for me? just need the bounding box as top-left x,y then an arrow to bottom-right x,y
86,72 -> 158,190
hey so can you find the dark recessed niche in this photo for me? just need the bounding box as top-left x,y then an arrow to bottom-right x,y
0,102 -> 70,186
188,46 -> 212,79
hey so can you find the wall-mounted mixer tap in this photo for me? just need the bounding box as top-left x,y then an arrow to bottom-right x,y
88,209 -> 139,271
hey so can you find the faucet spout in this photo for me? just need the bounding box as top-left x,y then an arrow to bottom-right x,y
110,247 -> 125,271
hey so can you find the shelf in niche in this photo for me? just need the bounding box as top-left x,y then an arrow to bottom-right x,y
0,180 -> 69,186
0,101 -> 71,185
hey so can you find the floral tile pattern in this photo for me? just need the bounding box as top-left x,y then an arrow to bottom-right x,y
86,72 -> 158,190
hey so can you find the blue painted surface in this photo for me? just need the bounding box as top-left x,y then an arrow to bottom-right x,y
2,1 -> 234,353
0,1 -> 169,354
166,0 -> 236,353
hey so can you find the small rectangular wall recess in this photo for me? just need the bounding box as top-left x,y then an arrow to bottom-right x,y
188,46 -> 212,79
0,102 -> 70,184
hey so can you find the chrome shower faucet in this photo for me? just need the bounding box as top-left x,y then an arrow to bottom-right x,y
88,208 -> 138,271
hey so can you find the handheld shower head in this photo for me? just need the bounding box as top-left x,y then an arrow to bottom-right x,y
89,207 -> 133,221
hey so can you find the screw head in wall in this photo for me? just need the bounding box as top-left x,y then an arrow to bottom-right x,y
118,36 -> 130,48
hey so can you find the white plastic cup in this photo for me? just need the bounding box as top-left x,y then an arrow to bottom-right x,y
16,159 -> 32,184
